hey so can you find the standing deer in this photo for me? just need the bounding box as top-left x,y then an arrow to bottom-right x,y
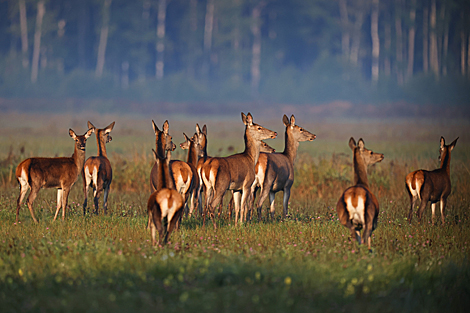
82,121 -> 115,215
201,112 -> 277,227
336,138 -> 384,251
405,137 -> 458,225
252,114 -> 315,220
147,120 -> 184,246
16,128 -> 94,223
150,122 -> 195,215
179,131 -> 202,216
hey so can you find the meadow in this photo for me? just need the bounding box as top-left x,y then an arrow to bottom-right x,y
0,112 -> 469,312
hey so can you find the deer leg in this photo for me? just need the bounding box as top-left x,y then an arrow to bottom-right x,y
431,202 -> 437,225
93,181 -> 104,215
232,191 -> 242,225
166,210 -> 183,244
407,194 -> 418,224
282,187 -> 291,218
256,185 -> 270,221
268,191 -> 276,220
16,181 -> 30,223
53,189 -> 63,221
26,186 -> 40,224
103,184 -> 110,215
416,195 -> 429,224
241,187 -> 250,223
440,198 -> 447,225
83,173 -> 91,215
61,188 -> 71,220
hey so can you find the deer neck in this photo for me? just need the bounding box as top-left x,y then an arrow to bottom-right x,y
97,134 -> 108,158
353,151 -> 370,187
243,131 -> 260,167
72,146 -> 87,172
440,149 -> 451,176
156,154 -> 174,190
187,142 -> 198,167
282,130 -> 299,165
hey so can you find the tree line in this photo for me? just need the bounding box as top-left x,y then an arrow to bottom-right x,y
1,0 -> 469,105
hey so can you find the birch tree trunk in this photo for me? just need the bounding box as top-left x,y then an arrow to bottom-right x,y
31,1 -> 45,84
138,0 -> 151,82
429,0 -> 439,77
440,4 -> 448,76
202,0 -> 214,76
349,1 -> 364,66
251,2 -> 265,95
423,3 -> 429,74
370,0 -> 380,83
339,0 -> 350,62
407,0 -> 416,80
384,11 -> 391,76
156,0 -> 167,80
96,0 -> 112,78
19,0 -> 29,69
395,0 -> 404,85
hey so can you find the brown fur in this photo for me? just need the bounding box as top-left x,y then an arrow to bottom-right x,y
336,138 -> 384,251
147,120 -> 184,246
82,121 -> 115,215
252,114 -> 316,220
405,136 -> 458,225
16,128 -> 93,223
201,113 -> 277,227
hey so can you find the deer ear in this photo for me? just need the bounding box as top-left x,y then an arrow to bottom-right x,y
196,124 -> 201,135
87,121 -> 95,131
440,136 -> 445,149
163,120 -> 170,134
202,124 -> 207,135
348,137 -> 356,151
152,120 -> 160,134
151,149 -> 158,161
449,137 -> 458,151
183,132 -> 190,141
358,138 -> 365,150
290,115 -> 296,126
241,112 -> 247,124
69,129 -> 77,139
283,114 -> 289,126
85,128 -> 94,138
246,113 -> 253,125
105,121 -> 115,133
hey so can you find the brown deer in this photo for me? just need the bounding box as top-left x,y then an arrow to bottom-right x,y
150,122 -> 195,214
336,138 -> 384,251
252,114 -> 315,220
147,120 -> 184,246
201,112 -> 277,227
82,121 -> 115,215
16,128 -> 94,223
405,137 -> 458,225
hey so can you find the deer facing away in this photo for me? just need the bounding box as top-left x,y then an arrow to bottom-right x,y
82,121 -> 115,215
252,114 -> 316,220
16,128 -> 94,223
336,138 -> 384,251
147,120 -> 184,246
405,136 -> 458,225
201,112 -> 277,227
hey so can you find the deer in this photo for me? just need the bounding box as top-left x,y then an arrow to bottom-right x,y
251,114 -> 315,220
150,122 -> 195,217
82,121 -> 115,215
405,137 -> 458,225
180,125 -> 275,219
201,112 -> 277,228
147,120 -> 184,246
16,128 -> 94,223
336,138 -> 384,251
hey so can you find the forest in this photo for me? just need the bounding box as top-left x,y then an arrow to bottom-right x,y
0,0 -> 470,113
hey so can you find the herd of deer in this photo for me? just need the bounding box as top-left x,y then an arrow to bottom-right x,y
14,112 -> 458,251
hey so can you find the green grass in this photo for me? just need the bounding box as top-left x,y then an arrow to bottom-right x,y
0,113 -> 469,312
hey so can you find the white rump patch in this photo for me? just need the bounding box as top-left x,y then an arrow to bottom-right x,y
346,196 -> 365,226
19,169 -> 29,189
407,181 -> 420,199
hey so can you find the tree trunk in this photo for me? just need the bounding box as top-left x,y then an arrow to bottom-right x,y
187,0 -> 198,78
251,2 -> 265,95
429,0 -> 439,77
96,0 -> 112,78
156,0 -> 167,80
395,0 -> 404,85
440,3 -> 448,76
19,0 -> 29,69
350,1 -> 364,66
339,0 -> 350,62
467,33 -> 470,77
138,0 -> 151,82
460,27 -> 466,76
202,0 -> 214,76
407,0 -> 416,80
384,11 -> 391,76
31,1 -> 45,84
370,0 -> 380,83
423,3 -> 429,73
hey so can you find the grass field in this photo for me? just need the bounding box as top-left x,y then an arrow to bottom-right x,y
0,112 -> 469,312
